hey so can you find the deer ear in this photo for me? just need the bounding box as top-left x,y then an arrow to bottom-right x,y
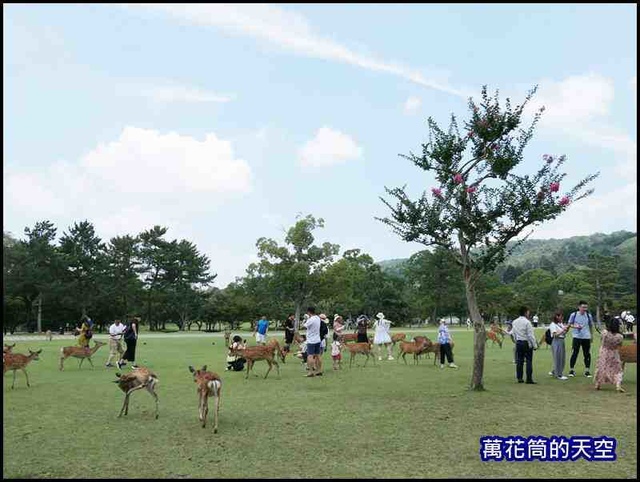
36,349 -> 42,354
188,365 -> 195,373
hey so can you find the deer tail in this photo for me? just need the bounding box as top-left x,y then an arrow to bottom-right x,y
208,379 -> 221,397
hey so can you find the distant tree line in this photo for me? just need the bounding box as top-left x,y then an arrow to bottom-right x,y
3,218 -> 636,334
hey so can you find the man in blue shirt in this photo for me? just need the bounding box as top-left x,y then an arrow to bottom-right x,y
567,300 -> 596,378
254,315 -> 269,345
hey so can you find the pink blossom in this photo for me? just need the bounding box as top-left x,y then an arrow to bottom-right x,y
549,182 -> 560,193
559,196 -> 570,207
431,187 -> 443,198
453,173 -> 464,184
466,186 -> 477,194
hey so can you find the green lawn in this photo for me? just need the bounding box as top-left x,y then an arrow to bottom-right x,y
3,329 -> 636,479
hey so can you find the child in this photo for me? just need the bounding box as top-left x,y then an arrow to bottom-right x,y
331,332 -> 342,370
295,334 -> 308,365
226,335 -> 247,371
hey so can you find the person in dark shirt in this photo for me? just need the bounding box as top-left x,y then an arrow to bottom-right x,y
356,315 -> 370,343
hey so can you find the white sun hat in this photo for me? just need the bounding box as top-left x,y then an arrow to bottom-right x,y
376,312 -> 385,319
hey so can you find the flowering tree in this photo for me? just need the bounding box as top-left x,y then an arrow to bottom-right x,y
378,86 -> 598,390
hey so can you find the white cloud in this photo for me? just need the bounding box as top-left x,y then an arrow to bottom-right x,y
403,96 -> 422,115
299,127 -> 363,167
523,73 -> 636,180
143,84 -> 234,104
528,182 -> 637,240
123,4 -> 468,98
82,126 -> 251,194
4,126 -> 252,243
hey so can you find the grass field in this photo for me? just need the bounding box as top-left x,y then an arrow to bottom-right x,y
3,329 -> 637,479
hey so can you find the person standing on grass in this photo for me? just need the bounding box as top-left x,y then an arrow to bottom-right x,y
330,332 -> 342,370
594,318 -> 625,392
304,307 -> 322,377
77,315 -> 93,353
567,301 -> 597,378
373,312 -> 394,361
118,317 -> 139,370
105,319 -> 125,368
548,311 -> 569,380
437,319 -> 458,369
253,315 -> 269,345
284,314 -> 295,351
356,314 -> 370,343
512,306 -> 538,384
333,314 -> 345,341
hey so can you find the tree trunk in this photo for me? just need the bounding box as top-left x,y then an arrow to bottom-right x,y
465,268 -> 486,391
294,303 -> 302,333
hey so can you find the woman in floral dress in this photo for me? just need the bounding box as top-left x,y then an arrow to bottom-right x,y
594,318 -> 625,392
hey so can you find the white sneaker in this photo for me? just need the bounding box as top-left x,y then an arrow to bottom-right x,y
387,356 -> 394,361
440,364 -> 445,369
378,356 -> 382,361
557,376 -> 568,380
568,370 -> 575,377
548,371 -> 554,377
449,363 -> 458,368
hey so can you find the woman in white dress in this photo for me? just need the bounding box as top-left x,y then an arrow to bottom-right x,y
373,312 -> 394,361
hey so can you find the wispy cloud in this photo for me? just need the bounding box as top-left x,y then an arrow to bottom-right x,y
403,96 -> 422,115
299,127 -> 363,168
123,4 -> 469,98
143,84 -> 234,104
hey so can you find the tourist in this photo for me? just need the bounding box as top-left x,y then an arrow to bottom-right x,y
567,301 -> 596,378
118,317 -> 139,370
594,318 -> 625,392
548,311 -> 569,380
373,312 -> 394,361
333,314 -> 345,341
253,315 -> 269,345
512,306 -> 538,384
105,319 -> 125,368
437,319 -> 458,369
226,335 -> 246,371
330,332 -> 342,370
284,314 -> 295,352
304,307 -> 322,377
356,314 -> 369,343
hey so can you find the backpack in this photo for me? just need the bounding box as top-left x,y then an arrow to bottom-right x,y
319,320 -> 328,340
544,328 -> 553,345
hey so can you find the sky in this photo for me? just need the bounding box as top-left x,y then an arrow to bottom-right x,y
3,4 -> 637,288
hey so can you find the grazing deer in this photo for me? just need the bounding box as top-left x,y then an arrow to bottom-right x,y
113,366 -> 159,419
3,349 -> 42,389
59,340 -> 107,370
188,365 -> 222,433
420,341 -> 455,365
230,343 -> 281,379
397,339 -> 429,364
391,333 -> 407,347
340,333 -> 358,343
266,338 -> 287,363
486,330 -> 503,348
341,341 -> 376,368
413,336 -> 432,359
619,343 -> 637,371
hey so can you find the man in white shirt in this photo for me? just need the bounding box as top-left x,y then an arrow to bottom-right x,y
105,319 -> 125,367
512,306 -> 538,384
304,306 -> 322,377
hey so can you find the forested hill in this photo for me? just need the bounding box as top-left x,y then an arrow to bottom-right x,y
377,231 -> 637,276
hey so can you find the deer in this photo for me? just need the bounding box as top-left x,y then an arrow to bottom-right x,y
413,336 -> 433,359
45,330 -> 53,341
619,343 -> 637,371
229,343 -> 281,379
420,341 -> 455,365
188,365 -> 222,433
3,343 -> 16,354
391,333 -> 407,347
341,341 -> 376,368
397,339 -> 430,365
486,330 -> 503,348
113,366 -> 159,419
266,338 -> 287,363
340,333 -> 358,343
223,330 -> 231,348
3,349 -> 42,389
59,340 -> 107,370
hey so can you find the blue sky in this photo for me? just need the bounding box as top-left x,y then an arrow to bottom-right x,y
3,4 -> 637,287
